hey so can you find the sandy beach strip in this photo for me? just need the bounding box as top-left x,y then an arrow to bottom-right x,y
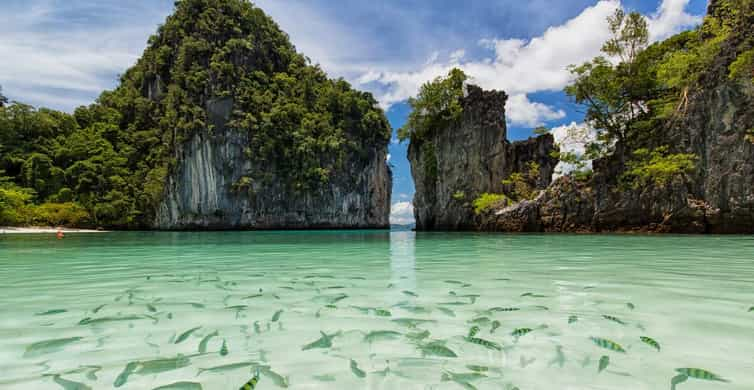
0,226 -> 106,234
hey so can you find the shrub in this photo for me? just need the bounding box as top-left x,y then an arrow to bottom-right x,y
399,68 -> 468,142
30,202 -> 90,226
473,193 -> 510,215
621,146 -> 697,188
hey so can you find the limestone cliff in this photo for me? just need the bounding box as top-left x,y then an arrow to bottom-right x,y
110,0 -> 393,229
156,99 -> 391,229
487,1 -> 754,233
408,85 -> 558,230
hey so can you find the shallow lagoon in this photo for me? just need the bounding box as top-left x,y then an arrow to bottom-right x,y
1,231 -> 753,389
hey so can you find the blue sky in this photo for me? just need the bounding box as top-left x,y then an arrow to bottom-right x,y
0,0 -> 708,223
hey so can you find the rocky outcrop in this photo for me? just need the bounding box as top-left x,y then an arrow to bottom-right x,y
486,2 -> 754,234
156,98 -> 391,230
408,85 -> 558,230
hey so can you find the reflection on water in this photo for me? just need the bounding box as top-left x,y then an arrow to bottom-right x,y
0,232 -> 753,389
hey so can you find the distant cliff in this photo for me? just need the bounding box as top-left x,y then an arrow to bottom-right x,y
408,84 -> 558,230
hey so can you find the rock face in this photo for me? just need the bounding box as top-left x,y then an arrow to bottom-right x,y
486,2 -> 754,234
156,99 -> 391,230
408,85 -> 558,230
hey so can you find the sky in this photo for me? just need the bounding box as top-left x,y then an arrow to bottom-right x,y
0,0 -> 709,224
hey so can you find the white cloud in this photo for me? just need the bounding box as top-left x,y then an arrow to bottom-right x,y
648,0 -> 703,41
550,122 -> 598,179
506,94 -> 566,127
390,201 -> 415,225
357,0 -> 702,127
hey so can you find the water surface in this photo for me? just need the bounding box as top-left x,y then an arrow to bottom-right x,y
1,232 -> 752,389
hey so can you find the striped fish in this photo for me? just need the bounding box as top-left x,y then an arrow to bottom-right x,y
465,337 -> 502,351
602,315 -> 627,325
468,326 -> 481,338
675,368 -> 728,382
511,328 -> 533,337
568,315 -> 578,324
640,336 -> 661,351
590,337 -> 626,353
491,320 -> 501,333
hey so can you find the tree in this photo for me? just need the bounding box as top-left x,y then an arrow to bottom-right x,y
399,68 -> 468,142
565,9 -> 651,153
0,85 -> 7,107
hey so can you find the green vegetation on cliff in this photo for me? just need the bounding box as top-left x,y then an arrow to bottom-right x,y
398,68 -> 468,142
0,0 -> 390,228
564,2 -> 753,186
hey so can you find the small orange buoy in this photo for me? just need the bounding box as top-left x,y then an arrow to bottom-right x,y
56,229 -> 64,240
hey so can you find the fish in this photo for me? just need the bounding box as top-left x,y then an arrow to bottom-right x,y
374,309 -> 392,317
198,362 -> 256,375
272,310 -> 283,322
136,355 -> 192,375
147,303 -> 158,313
313,374 -> 336,382
469,317 -> 491,326
175,327 -> 202,344
350,306 -> 372,314
480,307 -> 519,315
220,339 -> 229,356
24,337 -> 83,358
439,301 -> 471,306
444,280 -> 464,285
92,304 -> 106,314
84,366 -> 102,381
35,309 -> 67,316
225,305 -> 248,311
350,359 -> 366,378
511,328 -> 533,338
314,293 -> 348,304
598,355 -> 610,373
534,305 -> 550,311
419,341 -> 458,358
363,330 -> 402,343
468,326 -> 481,338
441,370 -> 486,383
603,315 -> 627,325
590,337 -> 626,353
548,345 -> 565,368
78,315 -> 147,325
627,302 -> 635,310
238,370 -> 260,390
391,318 -> 437,328
302,331 -> 339,351
350,276 -> 367,280
640,336 -> 661,351
675,368 -> 728,382
405,330 -> 431,342
254,322 -> 262,334
465,337 -> 502,351
259,366 -> 289,388
455,294 -> 481,304
748,306 -> 753,312
114,362 -> 139,387
152,382 -> 203,390
520,292 -> 547,298
402,290 -> 419,297
52,375 -> 91,390
466,365 -> 489,372
243,294 -> 264,300
568,315 -> 578,324
198,330 -> 219,354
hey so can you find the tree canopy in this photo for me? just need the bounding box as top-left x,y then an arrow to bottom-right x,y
398,68 -> 468,142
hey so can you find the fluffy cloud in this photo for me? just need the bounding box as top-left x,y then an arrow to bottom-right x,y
550,122 -> 598,179
390,202 -> 415,225
357,0 -> 701,127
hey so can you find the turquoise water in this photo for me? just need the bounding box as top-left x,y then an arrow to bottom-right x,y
1,231 -> 753,389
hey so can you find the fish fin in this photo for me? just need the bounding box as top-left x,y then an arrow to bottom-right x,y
671,374 -> 688,390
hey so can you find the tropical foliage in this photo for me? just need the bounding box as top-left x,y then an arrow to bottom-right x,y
473,193 -> 510,215
0,0 -> 390,227
398,68 -> 468,142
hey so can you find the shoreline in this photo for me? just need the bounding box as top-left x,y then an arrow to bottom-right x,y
0,226 -> 106,234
